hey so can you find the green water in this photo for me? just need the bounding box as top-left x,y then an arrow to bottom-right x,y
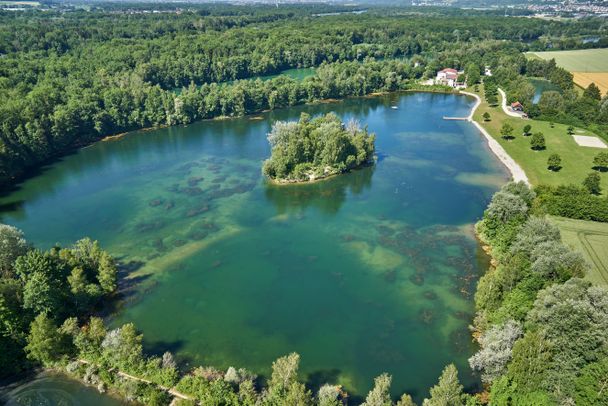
530,77 -> 561,104
0,92 -> 508,402
1,372 -> 127,405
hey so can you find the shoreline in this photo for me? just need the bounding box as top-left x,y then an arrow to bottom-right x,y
460,91 -> 530,185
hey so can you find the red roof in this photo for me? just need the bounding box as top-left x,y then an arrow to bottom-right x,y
440,68 -> 458,73
511,102 -> 523,108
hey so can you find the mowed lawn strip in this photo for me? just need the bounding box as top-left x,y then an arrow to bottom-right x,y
550,215 -> 608,287
532,48 -> 608,72
468,85 -> 608,193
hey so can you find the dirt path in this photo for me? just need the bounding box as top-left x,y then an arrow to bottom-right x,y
460,91 -> 530,185
498,88 -> 526,119
77,360 -> 194,403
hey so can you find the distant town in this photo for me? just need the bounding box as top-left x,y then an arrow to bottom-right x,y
412,0 -> 608,17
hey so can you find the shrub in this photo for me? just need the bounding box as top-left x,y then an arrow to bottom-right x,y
583,172 -> 601,195
547,154 -> 561,171
593,152 -> 608,172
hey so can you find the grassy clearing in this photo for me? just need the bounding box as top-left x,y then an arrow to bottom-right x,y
468,85 -> 608,193
550,216 -> 608,287
532,48 -> 608,72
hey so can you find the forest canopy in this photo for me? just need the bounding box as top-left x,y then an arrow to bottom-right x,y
262,113 -> 375,182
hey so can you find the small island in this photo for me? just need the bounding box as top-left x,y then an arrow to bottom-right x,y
262,113 -> 376,183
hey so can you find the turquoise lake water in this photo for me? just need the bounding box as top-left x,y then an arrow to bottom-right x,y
0,92 -> 509,403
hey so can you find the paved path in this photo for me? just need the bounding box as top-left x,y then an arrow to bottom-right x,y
498,88 -> 526,119
460,91 -> 530,185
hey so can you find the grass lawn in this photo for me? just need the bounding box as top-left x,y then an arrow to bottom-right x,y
468,85 -> 608,194
550,216 -> 608,287
531,48 -> 608,72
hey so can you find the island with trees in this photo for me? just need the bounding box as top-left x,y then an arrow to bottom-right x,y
262,113 -> 375,183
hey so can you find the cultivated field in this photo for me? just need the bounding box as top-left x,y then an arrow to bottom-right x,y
532,48 -> 608,72
532,49 -> 608,94
571,72 -> 608,95
551,216 -> 608,287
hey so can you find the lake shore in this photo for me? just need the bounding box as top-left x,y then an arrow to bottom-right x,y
460,91 -> 530,185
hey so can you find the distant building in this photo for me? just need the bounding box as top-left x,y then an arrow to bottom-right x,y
436,68 -> 464,87
511,102 -> 524,112
484,66 -> 493,76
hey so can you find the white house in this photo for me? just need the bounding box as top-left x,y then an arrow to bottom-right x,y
436,68 -> 464,88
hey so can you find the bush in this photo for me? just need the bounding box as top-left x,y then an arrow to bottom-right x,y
583,172 -> 602,195
547,154 -> 561,171
534,185 -> 608,222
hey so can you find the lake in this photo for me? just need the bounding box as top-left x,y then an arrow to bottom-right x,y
1,372 -> 127,406
0,92 -> 509,403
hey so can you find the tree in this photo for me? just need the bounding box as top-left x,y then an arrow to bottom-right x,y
510,216 -> 560,257
265,353 -> 312,406
424,364 -> 463,406
469,320 -> 523,384
500,123 -> 514,140
538,91 -> 564,116
362,373 -> 392,406
24,313 -> 64,366
482,112 -> 491,122
530,132 -> 545,150
501,181 -> 536,206
97,252 -> 117,294
75,317 -> 107,360
317,384 -> 342,406
567,125 -> 575,135
0,224 -> 29,278
583,83 -> 601,101
547,154 -> 561,171
23,271 -> 63,317
527,278 -> 608,397
487,94 -> 498,106
522,124 -> 531,136
583,172 -> 601,195
530,241 -> 587,281
465,63 -> 481,85
101,323 -> 144,370
575,357 -> 608,405
593,152 -> 608,172
396,394 -> 416,406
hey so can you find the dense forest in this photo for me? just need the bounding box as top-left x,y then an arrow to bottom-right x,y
1,4 -> 607,188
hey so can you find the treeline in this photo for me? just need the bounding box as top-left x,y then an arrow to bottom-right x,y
28,313 -> 480,406
472,182 -> 608,404
0,224 -> 117,378
0,58 -> 420,188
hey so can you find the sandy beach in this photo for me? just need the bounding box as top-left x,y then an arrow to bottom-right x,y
460,91 -> 530,185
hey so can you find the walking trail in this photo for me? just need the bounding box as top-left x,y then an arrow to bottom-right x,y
460,91 -> 530,185
498,88 -> 526,119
